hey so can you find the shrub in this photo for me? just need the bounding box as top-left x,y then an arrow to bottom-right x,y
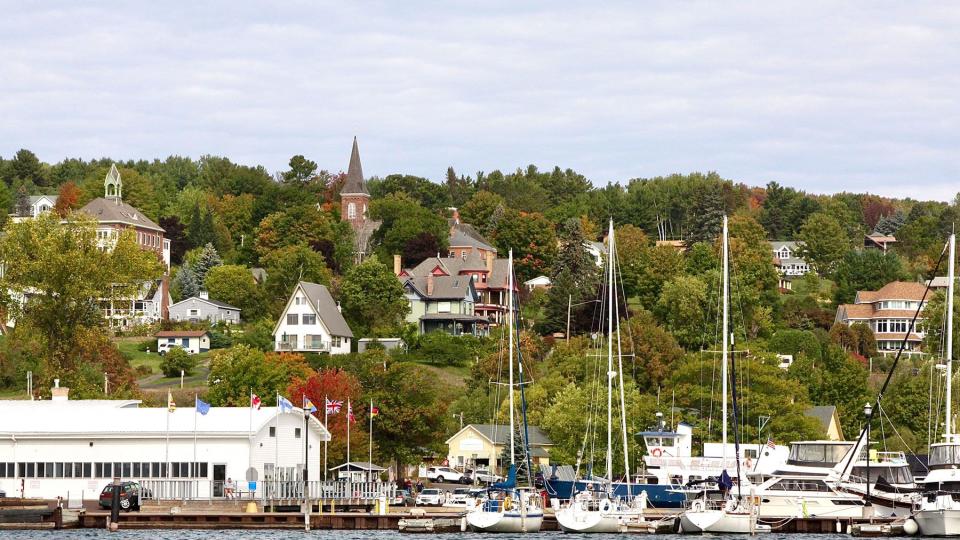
161,348 -> 197,378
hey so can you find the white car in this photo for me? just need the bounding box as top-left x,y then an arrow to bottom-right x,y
158,343 -> 193,356
444,487 -> 472,507
470,468 -> 503,484
416,488 -> 443,506
425,466 -> 465,484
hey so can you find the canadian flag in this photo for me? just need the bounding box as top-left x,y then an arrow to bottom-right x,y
251,394 -> 262,410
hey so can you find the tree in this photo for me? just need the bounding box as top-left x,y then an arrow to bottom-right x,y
159,216 -> 189,265
788,345 -> 870,439
656,275 -> 709,350
255,205 -> 353,272
339,258 -> 409,336
368,174 -> 450,210
282,155 -> 318,183
9,149 -> 46,186
204,264 -> 264,319
402,232 -> 442,267
192,243 -> 223,288
186,204 -> 214,249
206,346 -> 312,406
540,218 -> 601,335
460,190 -> 506,237
287,368 -> 363,472
53,181 -> 81,217
445,166 -> 474,208
796,212 -> 850,277
160,347 -> 197,377
261,244 -> 332,314
369,193 -> 449,261
172,263 -> 201,301
685,184 -> 725,246
728,215 -> 780,338
622,311 -> 685,387
921,290 -> 960,360
833,250 -> 906,304
490,209 -> 558,282
14,186 -> 30,217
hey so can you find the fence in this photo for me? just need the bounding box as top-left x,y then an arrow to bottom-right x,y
138,479 -> 395,504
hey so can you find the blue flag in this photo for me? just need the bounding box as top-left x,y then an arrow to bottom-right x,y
278,395 -> 294,413
196,398 -> 211,416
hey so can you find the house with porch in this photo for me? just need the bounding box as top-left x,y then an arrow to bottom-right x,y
273,281 -> 353,354
770,241 -> 811,290
10,194 -> 58,222
445,424 -> 553,473
168,291 -> 241,324
834,281 -> 927,356
400,272 -> 488,336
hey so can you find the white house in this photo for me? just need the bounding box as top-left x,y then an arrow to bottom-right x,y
155,330 -> 210,355
10,195 -> 59,222
523,275 -> 552,291
770,240 -> 811,290
169,292 -> 241,324
0,394 -> 329,500
273,281 -> 353,355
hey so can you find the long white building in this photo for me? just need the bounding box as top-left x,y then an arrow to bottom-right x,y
0,395 -> 329,500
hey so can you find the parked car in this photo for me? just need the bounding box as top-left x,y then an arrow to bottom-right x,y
425,466 -> 466,484
416,488 -> 444,506
444,487 -> 472,507
470,468 -> 503,484
157,343 -> 192,356
393,489 -> 415,506
98,481 -> 146,511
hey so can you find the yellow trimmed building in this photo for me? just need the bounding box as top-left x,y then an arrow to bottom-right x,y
445,424 -> 553,473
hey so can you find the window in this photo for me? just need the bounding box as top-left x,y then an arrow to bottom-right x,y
302,314 -> 316,325
438,301 -> 452,313
189,309 -> 199,316
287,314 -> 298,325
295,428 -> 302,438
295,296 -> 305,305
348,202 -> 356,219
84,463 -> 93,478
133,463 -> 141,477
332,336 -> 341,347
269,426 -> 276,437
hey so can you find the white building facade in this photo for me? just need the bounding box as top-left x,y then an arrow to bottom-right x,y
0,399 -> 328,500
273,281 -> 352,355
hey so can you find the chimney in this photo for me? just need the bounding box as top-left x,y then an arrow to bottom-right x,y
393,254 -> 402,276
199,290 -> 209,300
337,301 -> 342,313
51,379 -> 69,401
486,251 -> 494,274
452,208 -> 460,224
427,274 -> 435,296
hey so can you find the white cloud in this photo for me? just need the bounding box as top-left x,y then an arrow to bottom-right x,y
0,1 -> 957,200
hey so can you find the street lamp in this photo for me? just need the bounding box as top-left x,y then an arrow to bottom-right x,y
864,402 -> 873,518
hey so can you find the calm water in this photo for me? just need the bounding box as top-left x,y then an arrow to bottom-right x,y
0,533 -> 906,540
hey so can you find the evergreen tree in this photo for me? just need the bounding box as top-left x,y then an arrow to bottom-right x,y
173,263 -> 200,300
193,243 -> 223,288
497,421 -> 533,486
684,184 -> 725,247
15,186 -> 30,217
186,204 -> 213,248
540,218 -> 600,335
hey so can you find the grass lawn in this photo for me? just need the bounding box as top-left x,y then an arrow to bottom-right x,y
114,337 -> 212,391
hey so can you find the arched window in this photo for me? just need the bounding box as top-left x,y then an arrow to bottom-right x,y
348,202 -> 356,219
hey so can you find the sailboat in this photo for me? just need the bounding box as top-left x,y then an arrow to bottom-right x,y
680,216 -> 770,534
555,220 -> 646,533
912,233 -> 959,536
465,250 -> 544,533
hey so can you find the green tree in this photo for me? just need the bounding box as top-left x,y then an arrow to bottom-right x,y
685,184 -> 725,247
788,345 -> 870,439
833,250 -> 906,304
490,209 -> 558,282
656,275 -> 709,350
921,290 -> 960,360
160,347 -> 197,377
255,205 -> 353,273
460,190 -> 505,237
206,346 -> 312,406
191,243 -> 223,288
204,264 -> 264,319
282,155 -> 318,183
796,212 -> 850,277
172,263 -> 200,301
540,218 -> 601,335
369,192 -> 449,261
9,149 -> 47,186
261,244 -> 332,313
339,258 -> 409,336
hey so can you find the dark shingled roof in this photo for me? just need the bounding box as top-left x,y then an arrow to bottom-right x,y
341,137 -> 368,195
298,281 -> 354,338
449,222 -> 496,252
80,198 -> 164,232
403,275 -> 476,300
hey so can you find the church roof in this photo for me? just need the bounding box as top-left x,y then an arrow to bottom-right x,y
342,137 -> 368,196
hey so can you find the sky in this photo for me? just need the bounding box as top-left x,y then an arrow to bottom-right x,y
1,1 -> 958,201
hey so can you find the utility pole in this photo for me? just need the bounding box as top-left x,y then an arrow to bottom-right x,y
566,294 -> 572,343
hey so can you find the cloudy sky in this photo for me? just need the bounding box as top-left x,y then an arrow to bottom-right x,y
1,2 -> 957,200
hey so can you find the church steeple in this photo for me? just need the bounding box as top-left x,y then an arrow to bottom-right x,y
342,137 -> 368,195
104,164 -> 122,200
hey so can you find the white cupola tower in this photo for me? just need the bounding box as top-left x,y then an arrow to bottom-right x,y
104,163 -> 122,200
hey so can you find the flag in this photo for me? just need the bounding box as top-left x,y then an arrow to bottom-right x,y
766,438 -> 776,449
251,394 -> 262,410
370,405 -> 380,417
325,398 -> 343,414
167,390 -> 176,412
196,398 -> 211,416
304,397 -> 318,414
348,400 -> 356,424
278,395 -> 294,413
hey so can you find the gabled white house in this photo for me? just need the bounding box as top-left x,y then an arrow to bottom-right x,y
10,195 -> 58,222
273,281 -> 353,355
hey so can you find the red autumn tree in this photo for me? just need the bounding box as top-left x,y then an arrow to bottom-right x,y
287,368 -> 365,475
54,181 -> 82,217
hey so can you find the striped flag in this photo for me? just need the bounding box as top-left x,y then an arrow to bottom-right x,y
251,394 -> 262,410
325,398 -> 343,414
766,438 -> 776,449
348,400 -> 356,424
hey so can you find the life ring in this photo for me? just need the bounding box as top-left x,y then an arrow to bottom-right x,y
503,496 -> 513,511
651,448 -> 663,457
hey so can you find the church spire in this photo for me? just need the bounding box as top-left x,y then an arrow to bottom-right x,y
342,136 -> 368,195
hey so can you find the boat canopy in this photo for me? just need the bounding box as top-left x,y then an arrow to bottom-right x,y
928,443 -> 960,469
786,441 -> 855,466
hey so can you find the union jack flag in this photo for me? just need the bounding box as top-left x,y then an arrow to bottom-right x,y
348,400 -> 356,424
325,398 -> 343,415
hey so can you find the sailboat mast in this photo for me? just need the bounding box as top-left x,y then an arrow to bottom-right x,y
508,249 -> 516,464
612,222 -> 632,492
606,220 -> 615,484
721,215 -> 729,460
947,234 -> 955,441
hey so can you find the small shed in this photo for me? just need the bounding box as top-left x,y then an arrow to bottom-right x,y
358,338 -> 405,353
156,330 -> 210,355
329,461 -> 386,482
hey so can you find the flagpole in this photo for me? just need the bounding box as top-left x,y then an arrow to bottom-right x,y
275,391 -> 280,482
323,395 -> 328,481
193,394 -> 198,479
347,399 -> 351,469
248,388 -> 253,472
368,400 -> 373,483
165,389 -> 171,480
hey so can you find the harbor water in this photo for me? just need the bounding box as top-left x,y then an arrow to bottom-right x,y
0,533 -> 907,540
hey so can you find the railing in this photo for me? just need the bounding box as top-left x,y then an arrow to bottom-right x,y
136,479 -> 394,504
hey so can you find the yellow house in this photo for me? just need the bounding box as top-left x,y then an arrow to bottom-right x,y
805,405 -> 845,441
445,424 -> 553,473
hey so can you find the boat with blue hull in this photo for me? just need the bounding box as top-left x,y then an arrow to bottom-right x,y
545,479 -> 686,508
